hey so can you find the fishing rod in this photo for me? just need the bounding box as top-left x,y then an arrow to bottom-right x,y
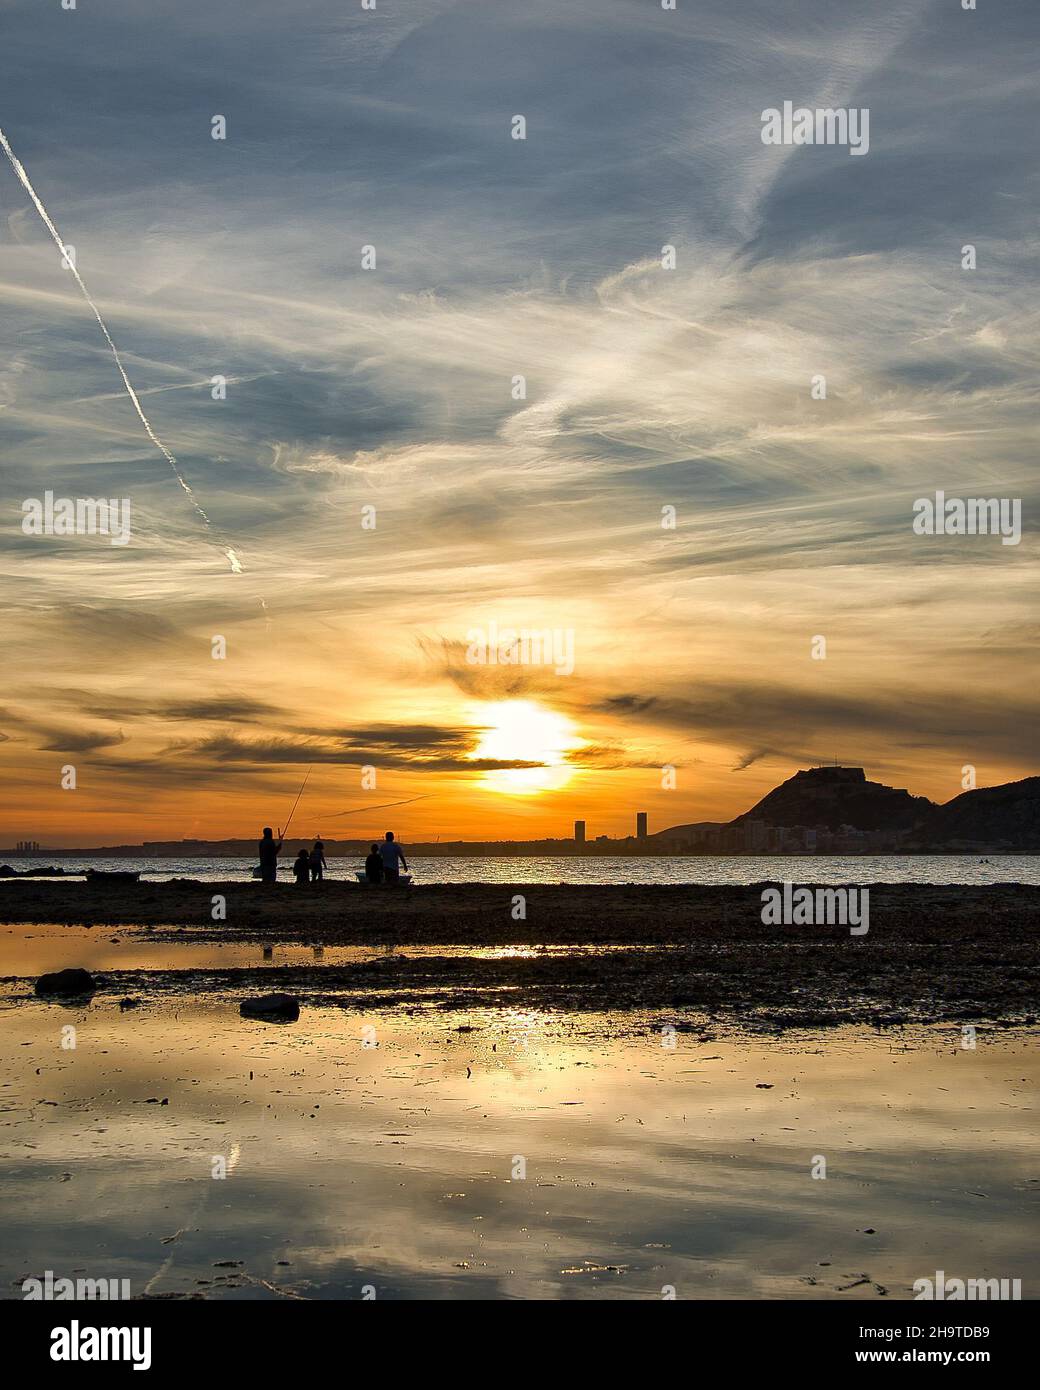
281,765 -> 312,841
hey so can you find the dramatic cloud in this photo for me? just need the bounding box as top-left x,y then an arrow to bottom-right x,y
164,733 -> 546,773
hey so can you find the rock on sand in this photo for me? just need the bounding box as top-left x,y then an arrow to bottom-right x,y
35,968 -> 96,998
239,993 -> 300,1022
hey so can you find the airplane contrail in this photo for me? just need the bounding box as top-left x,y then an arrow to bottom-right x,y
325,796 -> 430,818
0,125 -> 243,574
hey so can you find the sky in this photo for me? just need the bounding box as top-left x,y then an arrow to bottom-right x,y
0,0 -> 1037,848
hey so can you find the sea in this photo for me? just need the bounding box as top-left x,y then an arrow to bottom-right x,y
2,853 -> 1038,886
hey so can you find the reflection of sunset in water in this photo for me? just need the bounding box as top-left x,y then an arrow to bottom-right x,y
0,996 -> 1035,1300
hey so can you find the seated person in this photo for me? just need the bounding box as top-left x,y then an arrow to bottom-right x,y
364,844 -> 384,884
292,847 -> 311,885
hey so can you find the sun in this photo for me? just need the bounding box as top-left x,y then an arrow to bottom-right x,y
470,700 -> 582,795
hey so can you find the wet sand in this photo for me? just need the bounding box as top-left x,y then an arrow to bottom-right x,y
1,881 -> 1036,1028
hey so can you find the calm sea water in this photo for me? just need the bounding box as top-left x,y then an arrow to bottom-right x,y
3,853 -> 1038,886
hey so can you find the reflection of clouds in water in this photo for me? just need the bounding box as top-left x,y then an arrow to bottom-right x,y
0,1002 -> 1035,1298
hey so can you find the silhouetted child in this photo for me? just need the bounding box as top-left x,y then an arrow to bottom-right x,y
364,844 -> 383,884
293,848 -> 311,885
310,839 -> 327,883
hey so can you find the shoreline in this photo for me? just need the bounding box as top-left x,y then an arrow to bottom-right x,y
1,881 -> 1036,1029
4,849 -> 1036,861
2,878 -> 1038,932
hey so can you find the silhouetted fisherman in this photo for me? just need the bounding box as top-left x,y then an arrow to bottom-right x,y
293,848 -> 311,885
380,830 -> 408,885
258,826 -> 282,885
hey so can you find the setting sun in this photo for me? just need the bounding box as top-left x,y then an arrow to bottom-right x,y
471,700 -> 583,795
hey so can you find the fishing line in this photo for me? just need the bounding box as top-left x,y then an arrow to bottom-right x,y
281,765 -> 313,839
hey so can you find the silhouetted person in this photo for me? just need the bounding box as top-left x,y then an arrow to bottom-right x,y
364,843 -> 383,884
310,838 -> 327,883
293,847 -> 311,885
380,830 -> 408,885
258,826 -> 282,885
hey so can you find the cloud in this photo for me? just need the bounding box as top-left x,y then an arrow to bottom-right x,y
416,637 -> 567,702
597,683 -> 1040,766
35,727 -> 127,754
163,732 -> 546,773
83,695 -> 284,724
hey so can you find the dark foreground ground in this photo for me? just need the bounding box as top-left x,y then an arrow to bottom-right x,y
1,880 -> 1037,1028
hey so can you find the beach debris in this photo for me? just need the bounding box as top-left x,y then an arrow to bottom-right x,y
240,1273 -> 308,1300
755,1083 -> 774,1089
85,868 -> 141,885
119,997 -> 140,1010
35,968 -> 95,998
240,993 -> 300,1022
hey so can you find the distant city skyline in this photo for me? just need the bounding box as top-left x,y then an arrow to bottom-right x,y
5,762 -> 1035,855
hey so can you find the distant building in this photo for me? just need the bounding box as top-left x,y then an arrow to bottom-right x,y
574,820 -> 586,844
636,812 -> 648,839
744,820 -> 767,852
15,840 -> 41,854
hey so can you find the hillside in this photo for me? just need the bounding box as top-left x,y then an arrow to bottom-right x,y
731,766 -> 933,832
914,777 -> 1040,850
